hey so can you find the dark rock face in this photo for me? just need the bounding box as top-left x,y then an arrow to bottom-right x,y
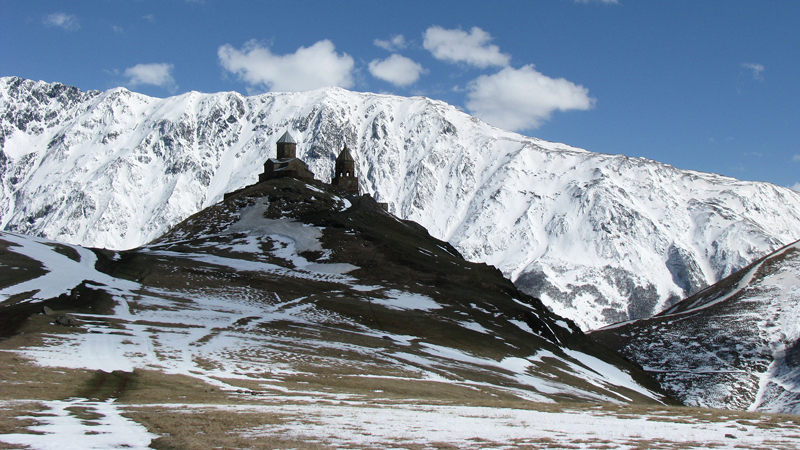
515,264 -> 660,329
666,244 -> 707,295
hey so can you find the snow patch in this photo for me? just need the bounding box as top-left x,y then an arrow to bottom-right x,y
369,290 -> 442,311
0,232 -> 139,303
0,399 -> 155,450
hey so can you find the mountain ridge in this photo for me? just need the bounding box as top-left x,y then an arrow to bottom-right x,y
591,238 -> 800,413
3,76 -> 800,329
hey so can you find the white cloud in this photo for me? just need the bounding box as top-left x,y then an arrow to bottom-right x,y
465,65 -> 595,131
218,40 -> 355,92
742,63 -> 765,81
423,26 -> 510,68
374,35 -> 407,52
43,13 -> 80,31
369,54 -> 425,87
124,63 -> 177,92
793,154 -> 800,162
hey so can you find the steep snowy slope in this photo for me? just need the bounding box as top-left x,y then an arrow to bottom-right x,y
3,76 -> 800,329
591,240 -> 800,414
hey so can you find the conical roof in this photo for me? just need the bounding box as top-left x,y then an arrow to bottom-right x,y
277,131 -> 296,144
336,144 -> 354,163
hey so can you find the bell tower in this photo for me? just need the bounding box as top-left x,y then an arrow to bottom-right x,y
331,144 -> 358,194
276,131 -> 297,159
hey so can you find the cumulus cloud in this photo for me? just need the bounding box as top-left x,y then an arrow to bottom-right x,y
369,54 -> 425,87
374,35 -> 407,52
218,40 -> 355,92
465,65 -> 595,131
423,26 -> 511,68
743,63 -> 765,81
43,13 -> 80,31
124,63 -> 177,92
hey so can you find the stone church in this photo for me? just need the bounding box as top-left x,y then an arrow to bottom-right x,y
258,131 -> 315,182
258,131 -> 359,194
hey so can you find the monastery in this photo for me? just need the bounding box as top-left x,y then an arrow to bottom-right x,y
225,131 -> 360,200
259,131 -> 359,194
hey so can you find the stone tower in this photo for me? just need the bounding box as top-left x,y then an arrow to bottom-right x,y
331,144 -> 358,194
275,131 -> 297,159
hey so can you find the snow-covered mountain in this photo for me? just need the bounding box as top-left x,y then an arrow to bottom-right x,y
591,239 -> 800,414
3,76 -> 800,330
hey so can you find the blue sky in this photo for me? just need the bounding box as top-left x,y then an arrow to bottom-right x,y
2,1 -> 799,189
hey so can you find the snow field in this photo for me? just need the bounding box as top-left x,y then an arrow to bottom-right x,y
140,401 -> 800,449
5,396 -> 800,449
